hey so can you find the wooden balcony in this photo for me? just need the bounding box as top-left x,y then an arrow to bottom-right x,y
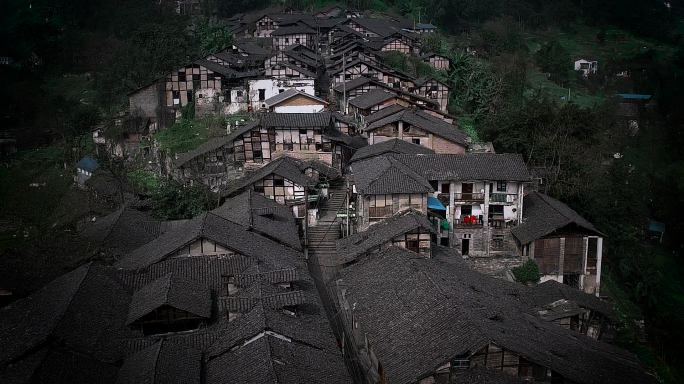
368,206 -> 393,218
454,215 -> 483,228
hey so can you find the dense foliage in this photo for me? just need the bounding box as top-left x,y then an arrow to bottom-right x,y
151,180 -> 212,220
511,259 -> 541,284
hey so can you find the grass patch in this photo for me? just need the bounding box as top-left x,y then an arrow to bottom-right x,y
457,116 -> 480,142
128,168 -> 163,195
153,113 -> 250,156
526,67 -> 605,109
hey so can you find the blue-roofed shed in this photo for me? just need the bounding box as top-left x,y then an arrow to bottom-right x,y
76,157 -> 100,173
649,221 -> 665,243
617,94 -> 651,100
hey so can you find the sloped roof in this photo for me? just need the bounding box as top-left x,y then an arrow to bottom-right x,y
511,191 -> 603,245
212,190 -> 302,250
0,264 -> 131,366
364,104 -> 406,123
79,207 -> 160,255
351,155 -> 433,195
126,274 -> 211,325
115,211 -> 303,270
348,89 -> 395,109
336,209 -> 436,263
277,61 -> 317,78
412,76 -> 451,89
221,156 -> 316,198
264,89 -> 326,108
392,153 -> 531,182
76,156 -> 100,172
350,138 -> 434,163
237,42 -> 270,55
260,112 -> 331,128
366,108 -> 468,145
174,135 -> 233,168
338,246 -> 657,384
333,76 -> 371,92
116,340 -> 202,384
298,159 -> 341,180
271,25 -> 317,35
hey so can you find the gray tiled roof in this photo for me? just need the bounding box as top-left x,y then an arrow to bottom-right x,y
174,135 -> 232,168
213,190 -> 302,250
0,264 -> 132,366
79,207 -> 160,256
366,108 -> 468,145
278,61 -> 317,78
260,112 -> 332,128
115,211 -> 303,271
336,209 -> 436,263
221,156 -> 316,198
351,155 -> 434,195
237,42 -> 270,55
271,25 -> 317,35
392,153 -> 531,182
298,159 -> 342,180
126,275 -> 212,325
264,89 -> 326,108
350,138 -> 434,163
348,89 -> 395,109
364,104 -> 406,123
511,191 -> 603,245
195,59 -> 260,79
333,76 -> 371,92
338,246 -> 657,384
116,340 -> 202,384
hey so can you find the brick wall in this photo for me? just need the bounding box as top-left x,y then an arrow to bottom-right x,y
432,136 -> 465,154
278,94 -> 324,107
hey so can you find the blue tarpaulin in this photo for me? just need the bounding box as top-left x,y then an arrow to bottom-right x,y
617,94 -> 651,100
427,197 -> 446,210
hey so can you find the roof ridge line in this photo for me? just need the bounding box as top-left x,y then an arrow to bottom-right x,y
58,263 -> 94,329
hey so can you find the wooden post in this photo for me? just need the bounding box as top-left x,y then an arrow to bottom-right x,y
304,186 -> 309,260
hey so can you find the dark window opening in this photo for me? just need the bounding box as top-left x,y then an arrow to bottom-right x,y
236,91 -> 243,98
412,138 -> 420,145
299,129 -> 307,135
279,89 -> 285,93
178,73 -> 186,82
274,178 -> 285,186
283,305 -> 299,317
461,205 -> 472,216
259,89 -> 266,101
253,150 -> 263,159
497,181 -> 507,192
441,183 -> 450,193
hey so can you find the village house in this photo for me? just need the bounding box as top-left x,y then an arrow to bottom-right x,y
390,153 -> 530,265
254,13 -> 315,38
411,76 -> 450,112
349,155 -> 434,231
271,25 -> 318,51
574,58 -> 598,76
330,245 -> 655,384
336,209 -> 436,264
511,191 -> 605,295
220,156 -> 315,216
332,76 -> 442,113
349,138 -> 435,163
226,113 -> 348,168
421,52 -> 450,70
313,5 -> 343,18
363,107 -> 468,153
263,88 -> 328,113
347,89 -> 411,116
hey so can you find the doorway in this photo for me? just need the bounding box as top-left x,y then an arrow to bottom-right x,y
462,239 -> 470,255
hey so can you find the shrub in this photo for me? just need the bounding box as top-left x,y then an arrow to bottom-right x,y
512,259 -> 541,284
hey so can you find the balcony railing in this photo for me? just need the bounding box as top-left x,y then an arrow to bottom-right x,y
489,193 -> 518,203
454,215 -> 484,228
368,206 -> 393,218
454,193 -> 485,202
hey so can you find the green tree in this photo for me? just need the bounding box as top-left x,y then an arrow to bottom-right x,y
152,180 -> 212,220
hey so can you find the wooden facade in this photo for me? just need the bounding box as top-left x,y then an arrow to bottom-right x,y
423,54 -> 450,71
381,38 -> 412,54
413,78 -> 450,113
255,15 -> 277,37
368,121 -> 467,154
363,193 -> 426,224
232,125 -> 333,165
165,64 -> 222,108
272,31 -> 316,51
252,174 -> 306,205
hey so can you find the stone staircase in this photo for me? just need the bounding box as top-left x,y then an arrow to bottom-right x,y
307,187 -> 347,281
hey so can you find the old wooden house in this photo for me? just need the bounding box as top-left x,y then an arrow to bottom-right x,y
264,89 -> 328,113
422,52 -> 450,71
363,107 -> 468,153
349,138 -> 434,163
337,209 -> 436,264
511,192 -> 605,295
330,245 -> 655,384
271,25 -> 317,51
411,76 -> 450,113
350,155 -> 433,231
226,113 -> 348,168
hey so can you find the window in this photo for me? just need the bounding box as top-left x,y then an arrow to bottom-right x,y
299,129 -> 307,135
279,89 -> 285,93
259,89 -> 266,101
224,90 -> 231,102
412,138 -> 420,145
236,90 -> 243,98
497,181 -> 507,192
178,72 -> 186,82
274,178 -> 285,187
295,38 -> 300,44
461,205 -> 472,216
285,38 -> 289,44
253,150 -> 263,159
441,183 -> 450,193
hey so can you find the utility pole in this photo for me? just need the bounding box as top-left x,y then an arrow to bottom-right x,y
342,52 -> 346,114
